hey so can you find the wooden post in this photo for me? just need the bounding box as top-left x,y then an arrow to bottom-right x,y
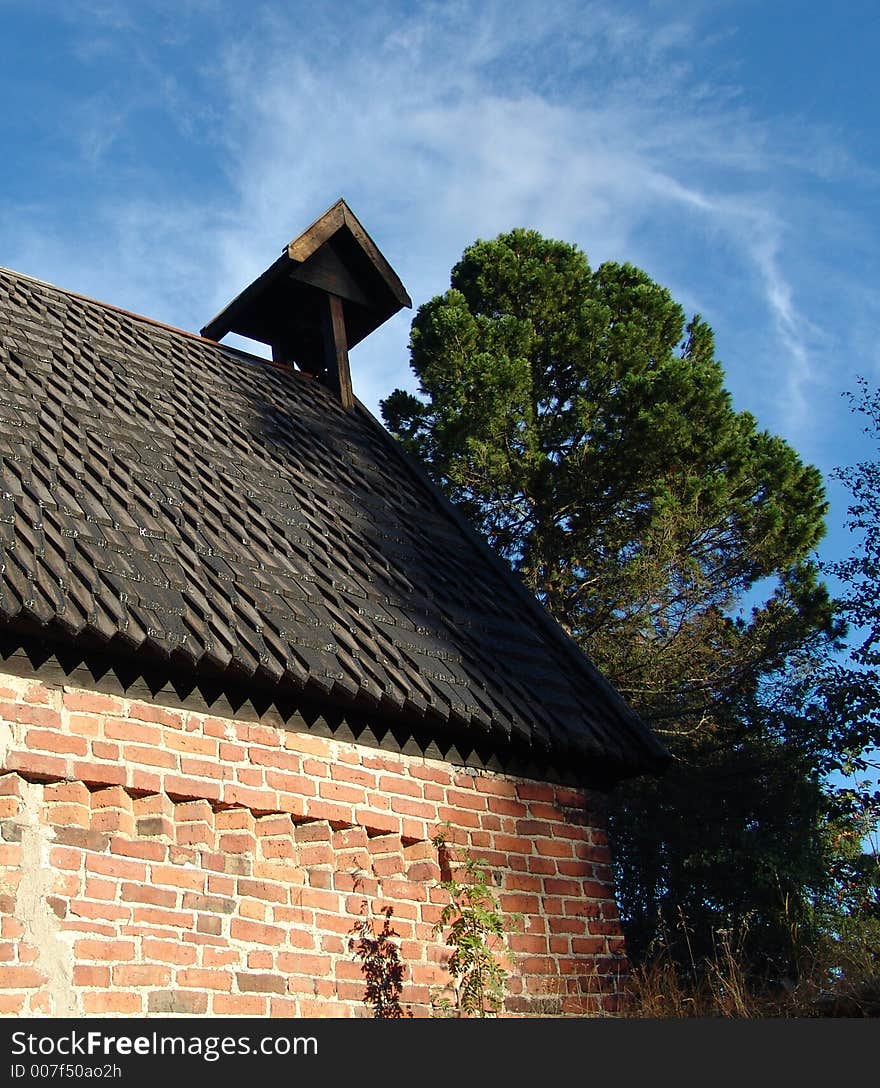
321,293 -> 354,410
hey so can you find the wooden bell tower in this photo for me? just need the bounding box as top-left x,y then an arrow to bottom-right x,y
200,199 -> 412,410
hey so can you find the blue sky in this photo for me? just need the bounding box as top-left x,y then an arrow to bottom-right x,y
1,0 -> 878,593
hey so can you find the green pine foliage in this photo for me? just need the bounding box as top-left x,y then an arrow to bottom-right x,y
381,228 -> 871,979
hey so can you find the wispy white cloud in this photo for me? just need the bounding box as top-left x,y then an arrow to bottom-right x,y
2,0 -> 875,457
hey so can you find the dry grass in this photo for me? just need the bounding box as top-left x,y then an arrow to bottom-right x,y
619,920 -> 880,1018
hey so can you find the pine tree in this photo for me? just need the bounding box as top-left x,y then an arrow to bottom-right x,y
382,228 -> 851,971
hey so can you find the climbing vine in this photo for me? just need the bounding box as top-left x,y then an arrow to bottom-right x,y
431,824 -> 519,1017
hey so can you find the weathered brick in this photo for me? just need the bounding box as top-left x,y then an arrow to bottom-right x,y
112,964 -> 171,987
236,972 -> 286,994
148,990 -> 209,1014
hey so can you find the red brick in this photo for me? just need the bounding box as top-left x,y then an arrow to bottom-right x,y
15,704 -> 62,728
25,728 -> 86,756
129,769 -> 163,794
276,952 -> 330,976
72,760 -> 126,787
217,831 -> 254,855
91,741 -> 120,761
73,896 -> 131,923
164,775 -> 222,802
49,846 -> 82,871
121,743 -> 177,769
486,797 -> 528,817
5,751 -> 67,781
120,882 -> 177,907
305,800 -> 354,827
73,964 -> 111,987
407,861 -> 441,882
142,938 -> 198,966
378,775 -> 421,798
356,809 -> 400,836
127,701 -> 185,727
245,723 -> 283,748
75,939 -> 136,962
391,797 -> 434,819
447,788 -> 487,811
165,734 -> 219,761
230,918 -> 287,946
237,878 -> 288,904
408,763 -> 451,785
212,994 -> 267,1015
149,864 -> 203,891
105,718 -> 161,745
67,713 -> 100,737
281,731 -> 331,757
85,854 -> 147,881
178,968 -> 232,991
0,774 -> 25,797
90,785 -> 132,810
556,860 -> 591,877
318,780 -> 365,805
313,911 -> 352,934
219,741 -> 246,761
330,763 -> 375,788
131,907 -> 195,928
1,917 -> 24,939
21,682 -> 54,705
181,755 -> 227,780
248,747 -> 303,772
533,837 -> 574,858
82,991 -> 143,1014
222,784 -> 277,812
63,692 -> 124,715
437,806 -> 480,829
516,782 -> 556,803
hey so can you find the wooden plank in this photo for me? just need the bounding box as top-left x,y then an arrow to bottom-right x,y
287,199 -> 412,308
286,201 -> 346,262
321,293 -> 354,410
340,202 -> 412,308
289,244 -> 371,306
200,253 -> 290,342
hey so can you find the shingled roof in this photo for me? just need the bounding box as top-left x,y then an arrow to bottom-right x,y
0,214 -> 669,785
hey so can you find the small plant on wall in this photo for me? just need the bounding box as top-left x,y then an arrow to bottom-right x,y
432,823 -> 519,1017
349,904 -> 411,1019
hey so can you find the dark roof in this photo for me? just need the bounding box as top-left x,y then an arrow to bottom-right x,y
0,263 -> 669,782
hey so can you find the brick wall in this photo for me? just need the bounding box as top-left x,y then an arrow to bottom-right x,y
0,670 -> 628,1017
